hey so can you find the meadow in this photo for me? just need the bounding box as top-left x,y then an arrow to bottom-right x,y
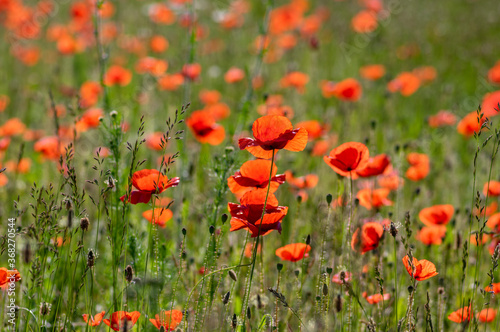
1,0 -> 500,331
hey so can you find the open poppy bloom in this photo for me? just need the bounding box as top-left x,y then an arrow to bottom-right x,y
387,72 -> 420,96
228,159 -> 286,196
295,120 -> 325,140
483,180 -> 500,197
120,169 -> 179,204
224,67 -> 245,83
238,115 -> 308,159
362,292 -> 390,304
488,62 -> 500,84
324,142 -> 369,177
351,222 -> 384,253
428,110 -> 457,128
416,226 -> 447,245
405,152 -> 430,181
83,311 -> 106,326
448,306 -> 473,323
477,308 -> 497,323
402,255 -> 438,281
186,110 -> 225,145
486,213 -> 500,231
330,78 -> 362,102
0,268 -> 21,289
360,64 -> 385,80
103,311 -> 141,331
142,208 -> 173,228
332,271 -> 352,284
457,111 -> 487,137
149,310 -> 183,330
481,90 -> 500,117
351,10 -> 378,33
104,65 -> 132,87
356,154 -> 390,177
418,204 -> 454,227
280,71 -> 309,93
485,283 -> 500,294
356,188 -> 393,210
284,171 -> 319,190
228,190 -> 288,237
275,243 -> 311,262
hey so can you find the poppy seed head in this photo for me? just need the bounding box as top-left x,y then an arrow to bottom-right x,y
80,217 -> 89,231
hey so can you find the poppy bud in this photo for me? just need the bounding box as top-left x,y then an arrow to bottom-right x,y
80,217 -> 89,231
408,285 -> 414,293
110,110 -> 118,118
335,294 -> 342,312
223,291 -> 230,304
326,194 -> 333,204
87,249 -> 95,268
297,195 -> 302,203
370,120 -> 376,129
394,144 -> 400,153
221,213 -> 228,224
438,287 -> 445,295
182,228 -> 187,235
229,270 -> 237,281
159,327 -> 165,332
294,269 -> 300,277
65,199 -> 72,210
354,198 -> 360,206
315,296 -> 321,302
277,263 -> 283,271
306,234 -> 311,245
125,265 -> 134,283
246,307 -> 251,319
232,314 -> 237,328
209,225 -> 215,234
323,283 -> 328,296
67,209 -> 73,228
326,267 -> 333,274
309,36 -> 319,49
340,271 -> 346,282
181,251 -> 187,259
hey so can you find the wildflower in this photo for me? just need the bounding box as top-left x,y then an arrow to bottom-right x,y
332,271 -> 351,284
457,111 -> 487,137
186,110 -> 225,145
418,204 -> 454,227
0,268 -> 21,289
324,142 -> 369,177
351,10 -> 378,33
323,78 -> 362,102
363,292 -> 390,304
360,64 -> 385,80
477,308 -> 496,323
228,159 -> 285,196
280,71 -> 309,93
416,226 -> 446,245
120,169 -> 179,205
402,255 -> 438,281
481,90 -> 500,117
149,310 -> 183,330
356,154 -> 390,177
83,311 -> 105,326
428,110 -> 457,128
357,188 -> 392,210
405,152 -> 430,181
238,115 -> 308,159
103,65 -> 132,87
483,180 -> 500,197
387,72 -> 420,96
351,222 -> 384,253
487,62 -> 500,85
275,243 -> 311,262
448,306 -> 473,323
142,208 -> 173,228
224,67 -> 245,84
103,311 -> 141,331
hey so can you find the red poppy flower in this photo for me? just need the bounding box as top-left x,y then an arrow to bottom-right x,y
280,71 -> 309,93
323,142 -> 369,177
120,169 -> 179,204
402,255 -> 438,281
331,78 -> 363,101
295,120 -> 325,140
485,283 -> 500,294
228,190 -> 288,237
104,65 -> 132,87
83,311 -> 106,326
486,213 -> 500,231
356,188 -> 392,210
103,311 -> 141,331
332,271 -> 352,284
356,154 -> 390,177
416,226 -> 447,245
284,171 -> 319,189
158,73 -> 185,91
477,308 -> 496,323
448,306 -> 473,323
483,181 -> 500,197
142,208 -> 173,228
238,115 -> 308,159
351,10 -> 377,33
351,222 -> 384,253
405,152 -> 430,181
199,89 -> 221,105
275,243 -> 311,262
363,292 -> 390,304
457,111 -> 487,137
186,110 -> 225,145
360,64 -> 385,81
224,67 -> 245,84
387,72 -> 420,96
0,268 -> 21,289
481,90 -> 500,117
228,159 -> 286,196
149,310 -> 183,330
428,110 -> 457,128
488,62 -> 500,84
418,204 -> 454,227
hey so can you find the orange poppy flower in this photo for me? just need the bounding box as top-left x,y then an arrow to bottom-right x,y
351,10 -> 378,33
474,201 -> 498,218
182,63 -> 202,80
412,66 -> 437,83
481,90 -> 500,117
79,81 -> 102,109
228,190 -> 288,237
332,271 -> 352,284
405,152 -> 430,181
150,35 -> 169,53
321,78 -> 362,101
483,181 -> 500,197
0,268 -> 21,289
104,65 -> 132,87
295,120 -> 324,140
149,310 -> 183,330
228,159 -> 285,196
363,292 -> 390,304
280,71 -> 309,93
470,233 -> 490,246
488,61 -> 500,84
75,108 -> 104,132
485,283 -> 500,294
199,89 -> 221,105
419,204 -> 454,227
120,169 -> 179,205
205,103 -> 230,120
34,136 -> 63,161
486,213 -> 500,231
244,243 -> 261,258
416,226 -> 447,245
269,4 -> 304,35
142,208 -> 173,228
428,110 -> 457,128
186,110 -> 225,145
285,171 -> 319,189
351,221 -> 384,253
149,4 -> 175,25
83,311 -> 106,326
5,158 -> 31,174
104,311 -> 141,331
402,255 -> 438,281
360,64 -> 385,80
0,95 -> 9,112
387,72 -> 420,96
277,33 -> 298,50
356,154 -> 390,177
477,308 -> 496,323
0,118 -> 26,136
323,142 -> 369,177
275,243 -> 311,262
448,306 -> 473,323
377,171 -> 404,190
224,67 -> 245,84
158,73 -> 185,91
145,132 -> 166,151
238,115 -> 308,159
457,111 -> 487,137
135,57 -> 168,76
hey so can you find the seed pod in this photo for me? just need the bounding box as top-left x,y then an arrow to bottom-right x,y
125,265 -> 134,283
326,267 -> 333,274
223,291 -> 230,305
80,217 -> 90,231
67,209 -> 73,228
229,270 -> 237,282
326,194 -> 333,204
246,307 -> 251,319
209,225 -> 215,234
182,228 -> 187,236
232,314 -> 237,328
87,250 -> 95,268
306,234 -> 311,245
277,263 -> 283,271
221,213 -> 228,224
335,294 -> 342,312
323,283 -> 329,296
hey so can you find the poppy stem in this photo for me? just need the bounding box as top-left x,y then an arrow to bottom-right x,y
241,149 -> 275,324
